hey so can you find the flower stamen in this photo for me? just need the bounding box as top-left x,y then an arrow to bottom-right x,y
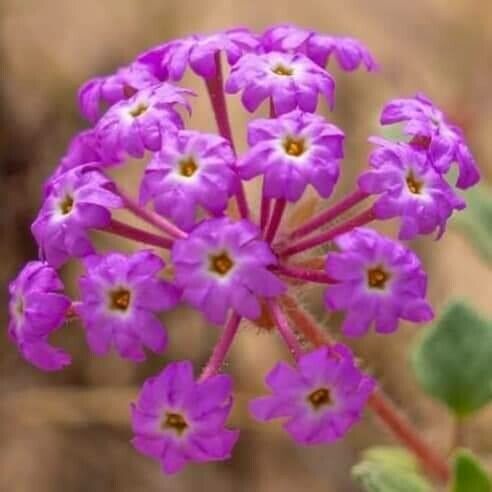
367,266 -> 390,290
283,137 -> 306,157
406,171 -> 423,195
179,157 -> 198,177
209,252 -> 234,276
59,195 -> 74,215
272,64 -> 293,76
307,387 -> 332,410
162,412 -> 188,435
109,288 -> 131,311
129,102 -> 149,118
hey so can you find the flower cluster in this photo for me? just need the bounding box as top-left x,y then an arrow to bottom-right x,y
8,23 -> 479,475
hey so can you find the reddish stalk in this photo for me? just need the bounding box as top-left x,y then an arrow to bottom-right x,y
265,199 -> 287,243
278,208 -> 376,258
116,187 -> 188,240
268,299 -> 303,360
199,312 -> 242,380
260,193 -> 272,232
289,189 -> 369,240
103,219 -> 173,250
279,294 -> 450,484
205,54 -> 249,219
273,264 -> 335,284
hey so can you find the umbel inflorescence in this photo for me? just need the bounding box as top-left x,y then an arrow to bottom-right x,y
8,24 -> 479,475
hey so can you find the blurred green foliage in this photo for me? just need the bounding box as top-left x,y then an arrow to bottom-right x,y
452,450 -> 491,492
412,302 -> 492,417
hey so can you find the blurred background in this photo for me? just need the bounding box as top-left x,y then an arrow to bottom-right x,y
1,0 -> 492,490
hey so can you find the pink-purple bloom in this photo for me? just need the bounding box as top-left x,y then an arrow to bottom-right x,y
239,110 -> 343,201
140,130 -> 239,231
261,24 -> 377,72
131,360 -> 239,474
95,82 -> 193,159
380,93 -> 480,189
249,345 -> 375,445
32,166 -> 122,267
76,251 -> 180,362
324,227 -> 434,336
78,62 -> 160,123
225,51 -> 335,115
8,261 -> 71,371
358,138 -> 465,239
139,28 -> 259,81
172,218 -> 285,324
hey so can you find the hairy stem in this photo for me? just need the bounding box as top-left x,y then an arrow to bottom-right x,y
268,299 -> 303,360
278,208 -> 376,258
273,264 -> 335,284
265,199 -> 287,243
116,186 -> 187,239
103,218 -> 173,249
260,193 -> 272,232
279,294 -> 451,484
200,312 -> 242,380
289,189 -> 369,240
205,54 -> 249,219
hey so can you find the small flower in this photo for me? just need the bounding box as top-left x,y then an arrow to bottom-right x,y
131,360 -> 239,474
8,261 -> 71,371
140,130 -> 239,230
225,51 -> 335,115
358,138 -> 465,239
238,110 -> 343,201
324,227 -> 434,336
380,93 -> 480,189
95,82 -> 193,159
261,24 -> 377,71
78,62 -> 160,123
139,28 -> 259,80
172,218 -> 286,324
76,251 -> 180,362
249,345 -> 375,445
31,166 -> 123,267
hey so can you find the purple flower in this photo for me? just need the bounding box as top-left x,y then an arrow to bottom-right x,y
358,138 -> 465,239
139,28 -> 259,80
238,110 -> 343,201
324,227 -> 434,336
78,62 -> 160,123
140,130 -> 239,231
95,82 -> 193,159
8,261 -> 71,371
131,360 -> 239,474
31,166 -> 123,267
225,51 -> 335,115
261,24 -> 377,72
380,93 -> 480,189
76,251 -> 180,362
172,218 -> 286,324
249,345 -> 375,445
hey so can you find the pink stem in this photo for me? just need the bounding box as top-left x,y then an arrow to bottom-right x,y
260,193 -> 272,232
116,187 -> 187,240
205,54 -> 249,219
199,312 -> 242,380
268,299 -> 303,360
103,218 -> 173,249
273,264 -> 335,284
278,207 -> 376,258
265,199 -> 286,243
289,189 -> 369,240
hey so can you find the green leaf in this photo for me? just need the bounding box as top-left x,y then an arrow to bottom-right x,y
452,185 -> 492,263
352,446 -> 432,492
412,302 -> 492,416
452,450 -> 491,492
